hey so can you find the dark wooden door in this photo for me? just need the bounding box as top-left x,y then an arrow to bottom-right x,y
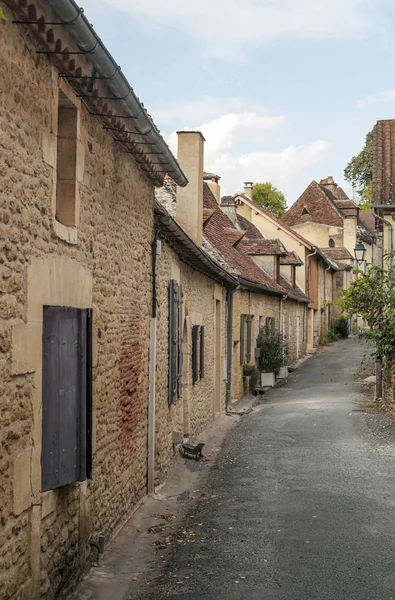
41,306 -> 91,492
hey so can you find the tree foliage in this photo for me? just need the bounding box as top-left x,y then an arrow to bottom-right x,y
344,129 -> 373,211
340,262 -> 395,357
252,182 -> 287,218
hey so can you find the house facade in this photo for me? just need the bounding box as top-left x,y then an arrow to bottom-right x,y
233,189 -> 345,350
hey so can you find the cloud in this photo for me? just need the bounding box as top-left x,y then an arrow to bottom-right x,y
357,90 -> 395,109
165,108 -> 330,201
91,0 -> 375,59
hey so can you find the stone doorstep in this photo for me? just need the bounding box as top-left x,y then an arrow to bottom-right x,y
71,410 -> 243,600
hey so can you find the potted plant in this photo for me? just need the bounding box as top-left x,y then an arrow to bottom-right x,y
256,326 -> 286,386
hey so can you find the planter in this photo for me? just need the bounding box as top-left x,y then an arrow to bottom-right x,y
243,375 -> 251,395
260,372 -> 275,387
276,366 -> 288,379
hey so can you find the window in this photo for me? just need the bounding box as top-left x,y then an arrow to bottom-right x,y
56,91 -> 78,227
41,306 -> 92,491
168,280 -> 183,404
266,316 -> 275,330
301,206 -> 310,216
329,238 -> 335,248
240,314 -> 253,364
192,325 -> 204,384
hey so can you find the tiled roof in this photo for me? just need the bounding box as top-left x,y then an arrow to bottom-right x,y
236,213 -> 264,239
359,212 -> 376,235
280,251 -> 304,266
224,228 -> 246,246
283,181 -> 343,227
237,239 -> 287,256
279,276 -> 310,302
203,208 -> 216,225
373,120 -> 395,206
320,247 -> 353,261
235,194 -> 313,249
203,184 -> 285,294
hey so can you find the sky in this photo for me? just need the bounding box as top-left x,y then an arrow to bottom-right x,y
81,0 -> 395,206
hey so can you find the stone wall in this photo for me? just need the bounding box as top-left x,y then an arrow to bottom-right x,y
1,8 -> 154,598
382,357 -> 395,417
282,300 -> 307,364
232,290 -> 280,400
155,244 -> 227,482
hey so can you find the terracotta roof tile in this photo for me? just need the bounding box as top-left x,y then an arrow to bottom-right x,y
203,208 -> 216,225
236,213 -> 263,239
320,247 -> 353,261
203,184 -> 285,294
283,181 -> 343,227
224,228 -> 246,246
373,120 -> 395,206
280,251 -> 304,266
359,212 -> 376,234
237,239 -> 287,256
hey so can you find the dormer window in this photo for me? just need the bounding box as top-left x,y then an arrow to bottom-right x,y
329,238 -> 335,248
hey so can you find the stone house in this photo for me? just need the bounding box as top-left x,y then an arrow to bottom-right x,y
0,2 -> 237,598
233,188 -> 345,350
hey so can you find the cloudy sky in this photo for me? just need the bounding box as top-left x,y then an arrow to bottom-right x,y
81,0 -> 395,205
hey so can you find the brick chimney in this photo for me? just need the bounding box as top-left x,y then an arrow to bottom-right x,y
220,195 -> 237,226
203,172 -> 221,204
244,182 -> 254,200
176,131 -> 205,247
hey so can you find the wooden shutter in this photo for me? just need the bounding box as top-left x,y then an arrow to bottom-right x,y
192,325 -> 199,384
168,279 -> 178,405
246,315 -> 252,363
177,285 -> 183,398
200,326 -> 205,379
42,307 -> 91,492
240,315 -> 245,364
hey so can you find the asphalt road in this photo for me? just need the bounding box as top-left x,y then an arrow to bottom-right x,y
141,339 -> 395,600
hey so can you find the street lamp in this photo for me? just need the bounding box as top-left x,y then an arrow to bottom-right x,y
354,241 -> 366,265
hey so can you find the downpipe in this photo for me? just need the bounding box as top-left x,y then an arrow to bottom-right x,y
148,230 -> 159,495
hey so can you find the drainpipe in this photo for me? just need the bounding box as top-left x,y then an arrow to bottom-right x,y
279,294 -> 289,336
305,249 -> 318,346
372,207 -> 392,269
226,285 -> 239,412
148,230 -> 159,495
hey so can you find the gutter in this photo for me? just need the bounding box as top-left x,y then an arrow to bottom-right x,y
9,0 -> 188,187
372,207 -> 392,269
238,277 -> 284,297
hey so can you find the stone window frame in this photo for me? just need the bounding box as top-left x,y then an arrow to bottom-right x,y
42,68 -> 85,245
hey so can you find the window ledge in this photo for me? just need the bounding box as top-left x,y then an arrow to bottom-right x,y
53,219 -> 78,245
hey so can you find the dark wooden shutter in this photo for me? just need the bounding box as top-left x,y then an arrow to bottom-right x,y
177,285 -> 183,398
168,280 -> 178,405
240,315 -> 245,365
192,325 -> 199,384
42,306 -> 91,492
246,315 -> 252,363
200,326 -> 205,379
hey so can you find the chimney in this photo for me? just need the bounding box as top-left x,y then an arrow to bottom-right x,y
220,195 -> 237,226
203,172 -> 221,204
176,131 -> 205,247
244,182 -> 254,199
319,176 -> 337,194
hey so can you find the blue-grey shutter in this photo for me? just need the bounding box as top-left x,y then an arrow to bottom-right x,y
240,315 -> 245,365
192,325 -> 199,384
246,315 -> 252,363
168,280 -> 178,405
200,326 -> 205,379
177,285 -> 183,398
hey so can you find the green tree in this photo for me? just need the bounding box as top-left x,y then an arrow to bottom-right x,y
252,182 -> 287,218
344,129 -> 373,211
340,261 -> 395,357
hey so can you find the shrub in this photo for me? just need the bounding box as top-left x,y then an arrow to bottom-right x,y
256,327 -> 286,375
332,316 -> 349,338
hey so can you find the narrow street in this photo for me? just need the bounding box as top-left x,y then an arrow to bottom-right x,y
138,338 -> 395,600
